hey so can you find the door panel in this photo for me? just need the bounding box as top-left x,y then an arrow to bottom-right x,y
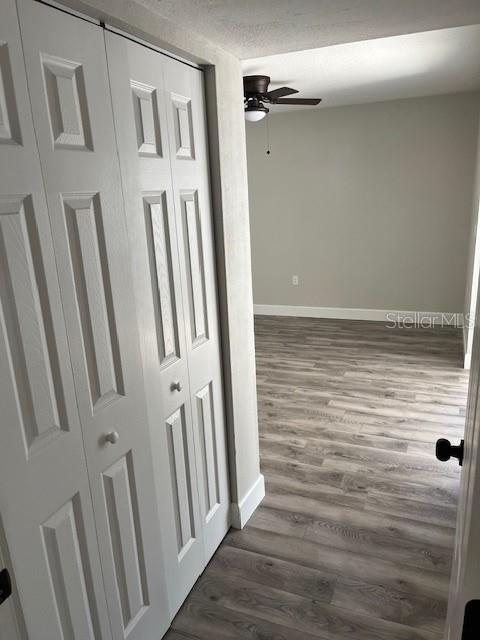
143,192 -> 181,366
62,192 -> 124,410
41,496 -> 102,640
131,81 -> 163,157
0,2 -> 111,638
180,191 -> 209,346
105,32 -> 205,614
17,2 -> 170,638
196,382 -> 221,521
101,454 -> 148,633
41,53 -> 93,151
0,40 -> 22,146
171,94 -> 195,160
163,58 -> 230,562
0,194 -> 70,453
166,406 -> 197,558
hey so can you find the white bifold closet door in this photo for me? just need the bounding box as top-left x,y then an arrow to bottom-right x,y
1,1 -> 170,638
0,0 -> 229,636
105,33 -> 230,613
0,1 -> 113,637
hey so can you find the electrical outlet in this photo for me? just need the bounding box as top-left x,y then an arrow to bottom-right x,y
292,275 -> 299,286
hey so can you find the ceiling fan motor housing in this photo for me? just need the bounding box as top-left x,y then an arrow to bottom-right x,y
243,75 -> 271,98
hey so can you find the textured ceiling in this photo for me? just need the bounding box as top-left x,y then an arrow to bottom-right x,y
242,25 -> 480,112
146,0 -> 480,58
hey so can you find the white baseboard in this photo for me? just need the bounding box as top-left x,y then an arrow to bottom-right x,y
254,304 -> 463,327
230,474 -> 265,530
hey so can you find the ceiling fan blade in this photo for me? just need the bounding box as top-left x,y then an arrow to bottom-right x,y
274,98 -> 322,105
265,87 -> 298,100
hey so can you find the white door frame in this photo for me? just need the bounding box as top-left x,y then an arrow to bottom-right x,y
464,200 -> 480,370
446,293 -> 480,637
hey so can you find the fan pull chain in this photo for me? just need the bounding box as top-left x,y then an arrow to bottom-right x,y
265,116 -> 271,156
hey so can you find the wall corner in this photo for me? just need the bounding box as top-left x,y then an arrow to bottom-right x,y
230,474 -> 265,529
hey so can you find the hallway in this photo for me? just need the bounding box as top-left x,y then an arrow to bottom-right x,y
168,317 -> 467,640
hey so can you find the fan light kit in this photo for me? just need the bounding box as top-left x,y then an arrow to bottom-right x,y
245,98 -> 269,122
243,75 -> 322,122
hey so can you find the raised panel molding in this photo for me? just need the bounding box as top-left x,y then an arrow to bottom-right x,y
196,383 -> 220,522
143,192 -> 180,367
102,453 -> 149,634
165,407 -> 196,559
0,42 -> 22,145
62,193 -> 124,412
131,81 -> 162,157
41,495 -> 101,640
171,93 -> 194,160
181,191 -> 208,346
0,195 -> 68,455
42,54 -> 93,151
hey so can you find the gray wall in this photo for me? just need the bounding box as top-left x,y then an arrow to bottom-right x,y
247,92 -> 480,312
59,0 -> 261,509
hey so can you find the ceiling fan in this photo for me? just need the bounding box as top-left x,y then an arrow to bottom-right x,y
243,75 -> 322,122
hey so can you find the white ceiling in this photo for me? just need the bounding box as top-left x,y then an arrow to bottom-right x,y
242,25 -> 480,112
149,0 -> 480,58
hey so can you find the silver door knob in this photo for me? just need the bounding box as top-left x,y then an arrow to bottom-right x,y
105,431 -> 120,445
171,381 -> 182,392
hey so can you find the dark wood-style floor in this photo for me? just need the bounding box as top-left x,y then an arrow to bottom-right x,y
167,316 -> 468,640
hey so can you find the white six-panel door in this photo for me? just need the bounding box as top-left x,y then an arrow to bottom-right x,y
105,33 -> 230,615
105,34 -> 206,612
0,1 -> 113,638
0,1 -> 229,636
162,57 -> 230,566
15,1 -> 170,637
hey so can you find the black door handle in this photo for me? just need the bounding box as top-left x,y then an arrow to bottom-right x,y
0,568 -> 12,605
463,600 -> 480,639
436,438 -> 464,466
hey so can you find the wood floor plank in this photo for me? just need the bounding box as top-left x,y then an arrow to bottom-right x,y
321,455 -> 460,483
330,574 -> 446,634
174,600 -> 325,640
247,503 -> 311,538
264,476 -> 366,509
209,545 -> 335,603
260,496 -> 454,574
364,492 -> 457,529
260,424 -> 411,453
341,472 -> 458,507
215,535 -> 446,634
186,569 -> 440,640
262,486 -> 455,549
261,456 -> 345,493
164,631 -> 200,640
308,440 -> 461,477
359,423 -> 463,445
168,317 -> 466,639
225,526 -> 450,601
